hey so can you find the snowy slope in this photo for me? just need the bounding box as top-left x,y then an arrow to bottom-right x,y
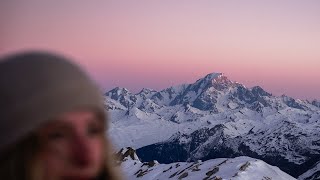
298,160 -> 320,180
106,72 -> 320,179
118,147 -> 296,180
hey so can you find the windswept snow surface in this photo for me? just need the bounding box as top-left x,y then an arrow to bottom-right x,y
118,147 -> 296,180
298,161 -> 320,180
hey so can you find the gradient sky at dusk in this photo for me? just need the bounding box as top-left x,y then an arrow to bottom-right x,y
1,1 -> 320,100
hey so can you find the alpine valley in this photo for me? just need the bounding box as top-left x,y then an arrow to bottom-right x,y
105,73 -> 320,180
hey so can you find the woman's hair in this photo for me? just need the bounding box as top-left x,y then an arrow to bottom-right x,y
0,134 -> 39,180
0,133 -> 122,180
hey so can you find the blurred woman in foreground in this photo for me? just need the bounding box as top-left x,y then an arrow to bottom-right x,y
0,51 -> 122,180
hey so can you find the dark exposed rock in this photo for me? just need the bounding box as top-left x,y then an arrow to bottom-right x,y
142,160 -> 157,168
178,172 -> 188,179
239,161 -> 250,171
115,147 -> 139,163
282,95 -> 305,110
311,100 -> 320,108
163,166 -> 173,173
169,171 -> 178,178
206,167 -> 219,176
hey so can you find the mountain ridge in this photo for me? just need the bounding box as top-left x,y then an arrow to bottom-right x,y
106,72 -> 320,179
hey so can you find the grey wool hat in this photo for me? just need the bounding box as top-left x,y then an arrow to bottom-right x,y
0,51 -> 106,154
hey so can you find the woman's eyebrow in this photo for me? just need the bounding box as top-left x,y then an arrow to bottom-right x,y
41,120 -> 72,132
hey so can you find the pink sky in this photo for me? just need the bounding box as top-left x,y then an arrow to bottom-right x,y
1,1 -> 320,100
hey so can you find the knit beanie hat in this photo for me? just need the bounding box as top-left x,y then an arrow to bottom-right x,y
0,51 -> 106,154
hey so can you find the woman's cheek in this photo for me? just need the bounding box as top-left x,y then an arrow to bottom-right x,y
39,144 -> 69,179
91,138 -> 105,166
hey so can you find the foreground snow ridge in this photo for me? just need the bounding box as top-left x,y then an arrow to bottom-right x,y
118,147 -> 296,180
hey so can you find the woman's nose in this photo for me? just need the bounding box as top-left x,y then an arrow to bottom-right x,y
71,134 -> 92,167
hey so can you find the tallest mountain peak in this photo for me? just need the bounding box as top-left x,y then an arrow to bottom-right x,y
203,72 -> 223,80
184,72 -> 234,96
194,72 -> 232,90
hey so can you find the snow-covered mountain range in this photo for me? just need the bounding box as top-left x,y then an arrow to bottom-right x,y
117,147 -> 295,180
106,73 -> 320,179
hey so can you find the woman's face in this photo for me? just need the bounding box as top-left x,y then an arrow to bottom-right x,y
37,110 -> 105,180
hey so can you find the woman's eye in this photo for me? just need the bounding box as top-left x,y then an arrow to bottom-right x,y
88,126 -> 103,136
47,131 -> 66,140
